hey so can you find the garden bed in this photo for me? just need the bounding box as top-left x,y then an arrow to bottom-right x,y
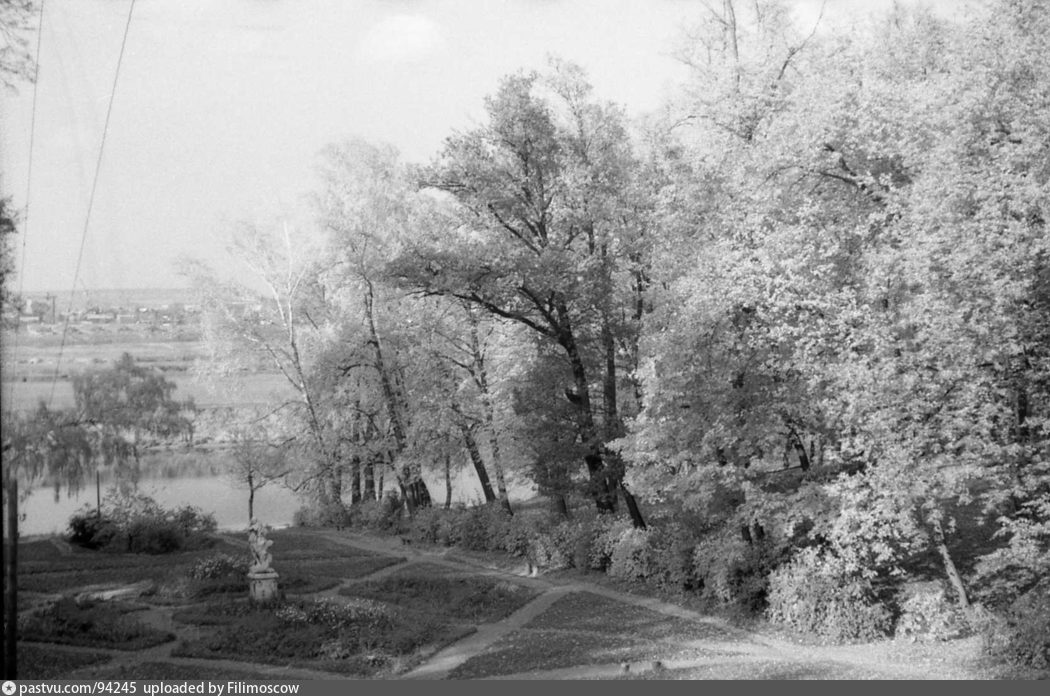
18,597 -> 175,650
171,596 -> 472,677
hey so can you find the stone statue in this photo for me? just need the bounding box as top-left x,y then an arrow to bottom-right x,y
247,518 -> 274,573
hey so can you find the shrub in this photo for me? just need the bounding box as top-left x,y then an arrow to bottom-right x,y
190,553 -> 249,581
67,496 -> 216,554
67,509 -> 119,550
894,581 -> 969,642
766,547 -> 893,643
589,517 -> 634,571
692,527 -> 785,611
453,505 -> 494,551
125,517 -> 185,554
343,495 -> 403,533
293,502 -> 350,529
646,523 -> 700,592
607,527 -> 654,582
980,578 -> 1050,670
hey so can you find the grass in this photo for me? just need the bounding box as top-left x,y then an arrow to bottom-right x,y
526,591 -> 729,640
340,564 -> 539,623
449,591 -> 727,679
19,597 -> 175,650
16,644 -> 114,679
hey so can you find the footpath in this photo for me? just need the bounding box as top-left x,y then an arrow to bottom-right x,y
22,530 -> 1013,681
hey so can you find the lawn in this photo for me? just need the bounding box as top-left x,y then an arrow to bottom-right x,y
342,563 -> 539,623
449,591 -> 729,679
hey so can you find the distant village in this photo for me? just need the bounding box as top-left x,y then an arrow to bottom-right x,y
1,290 -> 266,337
7,295 -> 200,327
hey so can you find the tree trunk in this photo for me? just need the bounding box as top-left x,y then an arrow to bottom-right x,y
469,311 -> 513,514
601,314 -> 646,529
556,304 -> 615,513
444,453 -> 452,510
553,493 -> 569,518
247,471 -> 255,524
365,282 -> 432,509
458,421 -> 496,504
619,481 -> 647,530
363,457 -> 376,501
350,456 -> 362,505
933,520 -> 971,611
1,471 -> 6,680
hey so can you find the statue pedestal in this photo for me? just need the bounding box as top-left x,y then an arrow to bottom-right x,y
248,570 -> 280,605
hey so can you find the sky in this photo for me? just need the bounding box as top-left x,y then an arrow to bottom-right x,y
0,0 -> 983,293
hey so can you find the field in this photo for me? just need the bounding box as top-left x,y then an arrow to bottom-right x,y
2,330 -> 293,410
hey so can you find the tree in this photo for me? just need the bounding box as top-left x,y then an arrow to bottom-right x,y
315,139 -> 440,512
181,220 -> 345,508
72,352 -> 196,472
227,418 -> 291,525
2,354 -> 191,677
390,63 -> 649,526
0,0 -> 36,91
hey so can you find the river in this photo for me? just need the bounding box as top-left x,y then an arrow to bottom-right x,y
17,447 -> 535,537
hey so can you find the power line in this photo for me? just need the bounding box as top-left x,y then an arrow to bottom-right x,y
48,0 -> 138,408
3,0 -> 47,416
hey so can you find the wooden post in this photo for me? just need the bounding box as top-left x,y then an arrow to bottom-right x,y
4,476 -> 18,679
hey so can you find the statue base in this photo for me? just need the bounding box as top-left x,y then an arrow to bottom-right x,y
248,570 -> 280,605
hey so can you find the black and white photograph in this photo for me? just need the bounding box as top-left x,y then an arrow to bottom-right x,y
1,0 -> 1048,682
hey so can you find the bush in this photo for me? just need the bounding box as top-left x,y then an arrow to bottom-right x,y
692,527 -> 785,611
190,553 -> 249,581
646,523 -> 700,592
67,509 -> 119,550
589,517 -> 634,571
342,495 -> 403,533
894,581 -> 969,642
981,578 -> 1050,670
766,547 -> 893,643
607,527 -> 654,582
293,501 -> 350,529
125,517 -> 184,554
67,496 -> 216,554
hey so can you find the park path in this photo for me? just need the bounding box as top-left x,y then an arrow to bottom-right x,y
26,529 -> 995,681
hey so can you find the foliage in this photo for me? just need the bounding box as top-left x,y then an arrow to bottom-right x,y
292,500 -> 351,529
190,553 -> 249,582
766,547 -> 894,643
0,0 -> 36,90
692,528 -> 786,611
894,582 -> 970,642
973,492 -> 1050,607
979,578 -> 1050,670
66,492 -> 216,554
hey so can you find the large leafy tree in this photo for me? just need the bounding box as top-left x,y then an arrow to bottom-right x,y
391,63 -> 649,526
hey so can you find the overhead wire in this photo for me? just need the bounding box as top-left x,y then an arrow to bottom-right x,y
47,0 -> 138,408
3,0 -> 47,417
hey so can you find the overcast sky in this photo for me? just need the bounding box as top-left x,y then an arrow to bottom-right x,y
0,0 -> 982,293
